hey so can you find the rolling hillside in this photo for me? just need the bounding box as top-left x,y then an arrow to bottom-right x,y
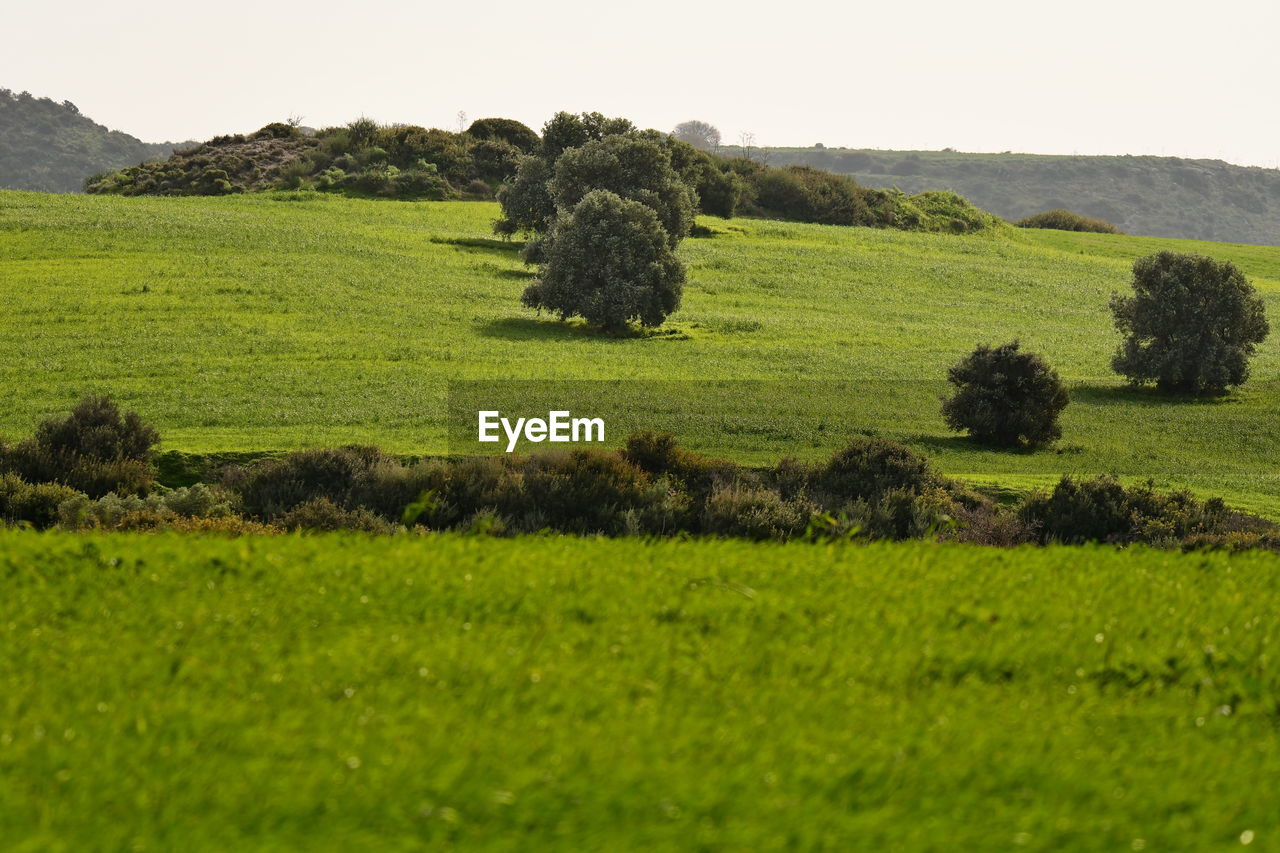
0,89 -> 186,192
742,146 -> 1280,246
3,190 -> 1279,512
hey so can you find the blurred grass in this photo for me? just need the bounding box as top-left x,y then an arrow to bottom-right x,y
1,531 -> 1277,850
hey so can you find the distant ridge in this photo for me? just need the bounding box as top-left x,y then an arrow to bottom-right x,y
741,146 -> 1280,246
0,89 -> 190,193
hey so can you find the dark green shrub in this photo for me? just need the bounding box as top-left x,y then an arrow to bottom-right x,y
279,497 -> 392,534
0,473 -> 83,529
466,118 -> 539,153
815,438 -> 942,505
750,165 -> 887,226
1016,209 -> 1123,234
523,190 -> 685,331
1018,476 -> 1229,545
0,395 -> 159,497
470,139 -> 521,182
941,341 -> 1070,448
231,446 -> 390,519
1110,252 -> 1269,394
252,122 -> 301,140
522,449 -> 654,534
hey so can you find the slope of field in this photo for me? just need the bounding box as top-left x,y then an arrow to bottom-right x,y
2,191 -> 1280,512
743,146 -> 1280,246
2,531 -> 1277,850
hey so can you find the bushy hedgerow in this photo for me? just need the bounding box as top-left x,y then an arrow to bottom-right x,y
0,473 -> 82,529
227,445 -> 392,519
1018,476 -> 1230,545
1016,209 -> 1123,234
57,483 -> 234,531
941,341 -> 1070,448
466,118 -> 539,153
0,395 -> 158,497
278,497 -> 393,534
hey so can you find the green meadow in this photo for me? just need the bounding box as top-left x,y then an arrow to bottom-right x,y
3,190 -> 1279,512
2,531 -> 1277,850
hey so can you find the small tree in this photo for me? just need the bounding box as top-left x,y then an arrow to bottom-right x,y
1110,251 -> 1268,394
522,190 -> 684,331
941,341 -> 1069,448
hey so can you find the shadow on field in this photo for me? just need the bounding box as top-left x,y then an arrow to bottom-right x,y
909,434 -> 1044,457
496,268 -> 536,280
430,236 -> 525,254
477,317 -> 639,342
1070,383 -> 1241,407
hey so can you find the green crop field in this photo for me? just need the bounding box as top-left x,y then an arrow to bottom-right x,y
3,190 -> 1279,513
1,531 -> 1277,850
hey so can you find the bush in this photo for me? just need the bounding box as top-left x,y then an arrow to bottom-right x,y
1016,209 -> 1123,234
278,497 -> 392,534
470,140 -> 521,183
703,482 -> 814,541
231,446 -> 390,519
0,473 -> 83,529
522,190 -> 685,331
0,395 -> 159,497
814,438 -> 942,505
751,165 -> 880,226
57,483 -> 234,531
465,118 -> 540,153
941,341 -> 1070,448
1110,251 -> 1269,394
522,449 -> 654,535
1018,476 -> 1230,545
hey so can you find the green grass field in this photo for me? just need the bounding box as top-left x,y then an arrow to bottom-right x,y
1,531 -> 1277,850
3,190 -> 1279,513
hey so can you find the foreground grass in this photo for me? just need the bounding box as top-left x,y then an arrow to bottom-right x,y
3,191 -> 1280,512
1,531 -> 1277,850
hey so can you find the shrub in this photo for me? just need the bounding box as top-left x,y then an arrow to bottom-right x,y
57,483 -> 234,531
231,446 -> 390,519
278,497 -> 392,534
521,449 -> 654,535
1018,476 -> 1229,545
470,139 -> 521,183
0,473 -> 83,529
941,341 -> 1070,448
751,165 -> 877,226
814,438 -> 942,505
1110,251 -> 1269,394
0,395 -> 159,497
465,118 -> 540,153
522,190 -> 685,331
1016,209 -> 1123,234
703,482 -> 814,541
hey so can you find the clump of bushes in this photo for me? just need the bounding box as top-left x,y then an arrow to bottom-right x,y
0,395 -> 158,497
941,341 -> 1069,448
1016,209 -> 1124,234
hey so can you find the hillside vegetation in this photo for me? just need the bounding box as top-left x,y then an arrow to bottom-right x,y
747,146 -> 1280,246
2,531 -> 1278,850
0,89 -> 184,192
2,191 -> 1279,513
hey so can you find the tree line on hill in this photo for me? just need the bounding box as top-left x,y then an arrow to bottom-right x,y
0,89 -> 190,193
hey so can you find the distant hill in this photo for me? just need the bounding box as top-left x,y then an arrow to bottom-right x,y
735,147 -> 1280,246
0,89 -> 188,192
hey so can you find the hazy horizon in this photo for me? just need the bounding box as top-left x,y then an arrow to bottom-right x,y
5,0 -> 1278,169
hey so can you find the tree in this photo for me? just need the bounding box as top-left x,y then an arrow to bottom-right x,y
466,117 -> 539,153
673,120 -> 721,152
521,190 -> 684,331
550,135 -> 696,247
941,341 -> 1070,448
1110,251 -> 1269,394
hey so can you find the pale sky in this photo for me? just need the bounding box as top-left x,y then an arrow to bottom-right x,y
5,0 -> 1279,168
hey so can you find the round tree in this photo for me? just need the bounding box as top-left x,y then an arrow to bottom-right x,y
941,341 -> 1069,448
1110,251 -> 1268,394
521,190 -> 684,331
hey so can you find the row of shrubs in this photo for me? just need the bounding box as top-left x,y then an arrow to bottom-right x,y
2,397 -> 1276,551
1015,208 -> 1125,233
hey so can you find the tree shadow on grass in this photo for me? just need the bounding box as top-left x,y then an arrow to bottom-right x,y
477,317 -> 692,342
909,433 -> 1086,457
430,236 -> 525,254
1069,383 -> 1241,408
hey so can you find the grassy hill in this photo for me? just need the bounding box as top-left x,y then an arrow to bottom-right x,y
744,146 -> 1280,246
3,531 -> 1278,850
0,89 -> 187,193
3,190 -> 1279,514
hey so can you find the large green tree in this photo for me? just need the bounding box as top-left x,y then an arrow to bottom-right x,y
1110,252 -> 1269,394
